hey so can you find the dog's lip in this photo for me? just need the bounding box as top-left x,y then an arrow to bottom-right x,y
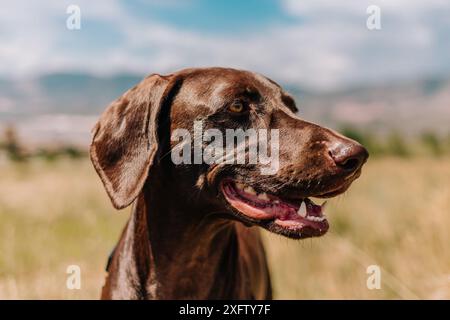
312,180 -> 354,198
219,179 -> 329,238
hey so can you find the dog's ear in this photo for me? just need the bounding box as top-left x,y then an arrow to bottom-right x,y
90,74 -> 180,209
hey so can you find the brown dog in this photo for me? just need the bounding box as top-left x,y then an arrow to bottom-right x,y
90,67 -> 368,299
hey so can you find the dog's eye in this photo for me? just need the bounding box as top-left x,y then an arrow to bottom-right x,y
228,100 -> 247,114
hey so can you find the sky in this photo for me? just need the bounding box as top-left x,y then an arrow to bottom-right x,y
1,0 -> 450,90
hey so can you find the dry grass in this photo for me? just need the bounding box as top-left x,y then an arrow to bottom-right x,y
0,157 -> 449,299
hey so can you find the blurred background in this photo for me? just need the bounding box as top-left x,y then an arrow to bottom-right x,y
0,0 -> 449,299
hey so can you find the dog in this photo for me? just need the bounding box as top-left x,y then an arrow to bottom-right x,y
90,67 -> 368,299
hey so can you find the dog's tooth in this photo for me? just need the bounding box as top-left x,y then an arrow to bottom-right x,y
306,216 -> 325,222
244,186 -> 256,195
297,201 -> 307,217
257,193 -> 270,201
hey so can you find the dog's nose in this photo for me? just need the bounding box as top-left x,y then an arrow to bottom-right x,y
328,141 -> 368,173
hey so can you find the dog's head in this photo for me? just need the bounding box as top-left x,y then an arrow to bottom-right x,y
91,67 -> 368,239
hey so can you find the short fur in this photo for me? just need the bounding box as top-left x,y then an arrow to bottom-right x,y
90,67 -> 368,299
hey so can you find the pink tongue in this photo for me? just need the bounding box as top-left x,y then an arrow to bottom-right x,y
278,200 -> 324,221
305,200 -> 323,217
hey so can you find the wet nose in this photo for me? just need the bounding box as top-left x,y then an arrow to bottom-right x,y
328,141 -> 369,173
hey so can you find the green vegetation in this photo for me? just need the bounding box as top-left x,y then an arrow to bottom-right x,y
421,131 -> 445,156
1,125 -> 26,161
384,131 -> 411,157
339,125 -> 449,158
0,125 -> 86,162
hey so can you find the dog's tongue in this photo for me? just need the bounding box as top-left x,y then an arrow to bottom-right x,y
295,198 -> 325,216
304,198 -> 325,217
222,181 -> 329,223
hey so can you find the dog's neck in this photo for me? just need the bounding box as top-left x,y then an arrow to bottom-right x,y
119,180 -> 243,299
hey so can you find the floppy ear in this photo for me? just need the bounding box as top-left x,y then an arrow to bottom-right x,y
90,74 -> 179,209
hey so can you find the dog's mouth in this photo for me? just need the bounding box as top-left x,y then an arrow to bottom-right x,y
220,179 -> 331,239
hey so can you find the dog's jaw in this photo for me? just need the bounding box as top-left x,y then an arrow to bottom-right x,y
220,179 -> 330,239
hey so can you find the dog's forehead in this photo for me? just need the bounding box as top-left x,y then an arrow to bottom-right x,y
169,68 -> 299,121
180,68 -> 281,105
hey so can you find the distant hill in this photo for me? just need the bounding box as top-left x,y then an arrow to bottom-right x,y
0,73 -> 143,117
287,77 -> 450,136
0,72 -> 449,147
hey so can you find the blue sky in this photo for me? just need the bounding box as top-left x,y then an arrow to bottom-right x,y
1,0 -> 450,90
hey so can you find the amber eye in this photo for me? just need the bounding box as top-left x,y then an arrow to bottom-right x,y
229,100 -> 245,113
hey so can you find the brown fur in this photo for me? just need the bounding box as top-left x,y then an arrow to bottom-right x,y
90,67 -> 368,299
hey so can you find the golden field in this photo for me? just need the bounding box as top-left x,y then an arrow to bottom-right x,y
0,157 -> 449,299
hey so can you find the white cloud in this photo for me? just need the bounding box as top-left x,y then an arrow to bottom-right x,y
0,0 -> 449,90
282,0 -> 450,16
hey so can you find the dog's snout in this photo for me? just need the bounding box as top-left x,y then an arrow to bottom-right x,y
328,141 -> 368,173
